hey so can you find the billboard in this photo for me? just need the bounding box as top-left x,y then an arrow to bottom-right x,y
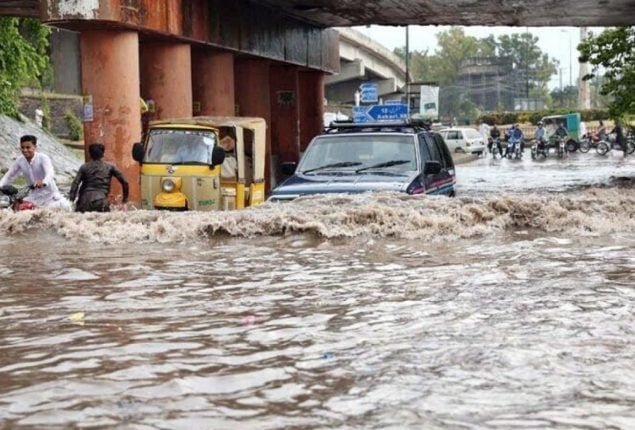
419,85 -> 439,119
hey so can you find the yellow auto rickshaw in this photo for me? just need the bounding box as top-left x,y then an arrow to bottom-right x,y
132,116 -> 266,211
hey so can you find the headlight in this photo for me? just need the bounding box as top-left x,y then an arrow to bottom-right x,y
162,179 -> 175,192
161,177 -> 182,193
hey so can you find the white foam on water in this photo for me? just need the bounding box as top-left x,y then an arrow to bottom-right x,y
0,188 -> 634,244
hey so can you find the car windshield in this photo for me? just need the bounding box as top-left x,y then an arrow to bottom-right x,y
463,129 -> 481,139
145,129 -> 217,164
299,135 -> 416,174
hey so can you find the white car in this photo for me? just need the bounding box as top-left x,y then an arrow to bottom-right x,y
439,127 -> 486,155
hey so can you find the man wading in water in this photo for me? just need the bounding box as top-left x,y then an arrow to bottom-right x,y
69,143 -> 129,212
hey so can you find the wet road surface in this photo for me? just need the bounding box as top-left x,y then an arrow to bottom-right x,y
1,150 -> 635,429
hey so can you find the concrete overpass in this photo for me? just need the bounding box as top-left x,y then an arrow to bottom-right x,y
258,0 -> 635,27
4,1 -> 633,26
326,27 -> 406,105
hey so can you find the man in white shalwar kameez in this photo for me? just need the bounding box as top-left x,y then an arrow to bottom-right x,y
0,135 -> 71,210
479,122 -> 491,146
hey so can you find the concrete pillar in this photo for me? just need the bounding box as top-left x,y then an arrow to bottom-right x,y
235,58 -> 272,190
80,30 -> 141,203
270,65 -> 300,175
299,71 -> 325,152
192,50 -> 235,116
140,42 -> 193,119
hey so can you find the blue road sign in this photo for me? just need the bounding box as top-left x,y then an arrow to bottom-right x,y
353,104 -> 409,123
359,82 -> 378,103
353,106 -> 371,123
367,104 -> 408,121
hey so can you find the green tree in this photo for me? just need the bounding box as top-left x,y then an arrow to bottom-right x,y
396,28 -> 558,119
578,27 -> 635,119
497,33 -> 558,101
0,18 -> 51,117
550,85 -> 578,109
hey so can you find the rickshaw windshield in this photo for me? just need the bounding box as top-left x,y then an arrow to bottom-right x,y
145,129 -> 217,164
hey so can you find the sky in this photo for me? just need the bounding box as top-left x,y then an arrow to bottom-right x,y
354,25 -> 604,90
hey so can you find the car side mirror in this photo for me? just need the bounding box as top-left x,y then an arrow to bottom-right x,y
281,161 -> 297,176
132,142 -> 144,163
423,160 -> 442,175
211,146 -> 226,167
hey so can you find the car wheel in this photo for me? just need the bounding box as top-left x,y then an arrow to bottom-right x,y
455,147 -> 465,154
566,140 -> 578,153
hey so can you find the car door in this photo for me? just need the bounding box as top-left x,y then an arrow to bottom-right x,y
420,134 -> 449,195
455,130 -> 468,152
444,130 -> 463,153
435,134 -> 456,195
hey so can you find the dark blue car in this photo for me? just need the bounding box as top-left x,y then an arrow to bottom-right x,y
269,120 -> 456,201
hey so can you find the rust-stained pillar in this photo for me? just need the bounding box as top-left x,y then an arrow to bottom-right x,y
140,42 -> 192,119
270,65 -> 300,184
299,71 -> 325,152
235,58 -> 272,190
80,30 -> 141,203
192,50 -> 235,116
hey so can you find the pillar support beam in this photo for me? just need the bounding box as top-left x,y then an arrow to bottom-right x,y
80,30 -> 141,203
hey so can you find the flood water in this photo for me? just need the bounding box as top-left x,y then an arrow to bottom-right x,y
1,151 -> 635,429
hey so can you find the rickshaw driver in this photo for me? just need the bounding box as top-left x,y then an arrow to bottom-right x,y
219,130 -> 238,179
175,136 -> 209,164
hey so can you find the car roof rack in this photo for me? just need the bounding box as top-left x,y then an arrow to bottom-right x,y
324,118 -> 432,134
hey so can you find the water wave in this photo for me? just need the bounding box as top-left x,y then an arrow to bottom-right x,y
0,188 -> 634,243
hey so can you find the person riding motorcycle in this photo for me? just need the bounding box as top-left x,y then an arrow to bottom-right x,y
553,123 -> 569,155
610,121 -> 627,155
0,135 -> 71,210
534,121 -> 547,150
489,124 -> 503,156
506,124 -> 524,157
596,120 -> 607,141
554,123 -> 569,141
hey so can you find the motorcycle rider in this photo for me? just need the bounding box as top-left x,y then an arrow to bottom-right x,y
553,122 -> 569,155
507,123 -> 524,157
0,134 -> 71,210
596,120 -> 607,141
489,123 -> 503,156
610,121 -> 626,155
554,122 -> 569,140
534,121 -> 547,152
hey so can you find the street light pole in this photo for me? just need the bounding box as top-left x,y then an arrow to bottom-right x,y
561,29 -> 572,88
569,32 -> 573,87
525,27 -> 530,101
405,25 -> 410,117
559,68 -> 564,107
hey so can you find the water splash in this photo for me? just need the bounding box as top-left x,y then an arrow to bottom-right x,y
1,188 -> 634,243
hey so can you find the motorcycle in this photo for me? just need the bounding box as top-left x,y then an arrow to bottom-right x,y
554,136 -> 566,158
489,137 -> 501,158
596,135 -> 635,156
579,133 -> 603,153
0,185 -> 36,211
531,138 -> 548,160
506,138 -> 523,160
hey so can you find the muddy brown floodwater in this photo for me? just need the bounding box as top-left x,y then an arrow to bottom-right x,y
1,151 -> 635,429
